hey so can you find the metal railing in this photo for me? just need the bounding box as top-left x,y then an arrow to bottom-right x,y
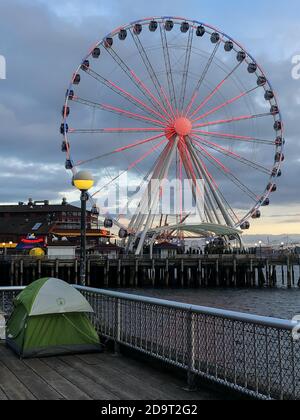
0,287 -> 24,317
1,285 -> 300,400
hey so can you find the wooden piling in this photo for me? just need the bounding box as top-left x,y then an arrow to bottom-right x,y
135,259 -> 139,287
233,258 -> 237,287
197,260 -> 202,287
38,259 -> 42,279
10,261 -> 14,286
20,260 -> 24,286
87,260 -> 91,286
151,259 -> 155,287
74,259 -> 78,285
117,259 -> 121,287
180,259 -> 184,288
216,260 -> 219,287
287,257 -> 292,289
164,259 -> 169,288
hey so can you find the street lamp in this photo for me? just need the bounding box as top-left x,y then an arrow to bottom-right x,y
73,171 -> 94,286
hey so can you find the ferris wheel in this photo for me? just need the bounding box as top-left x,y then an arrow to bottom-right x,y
60,17 -> 284,254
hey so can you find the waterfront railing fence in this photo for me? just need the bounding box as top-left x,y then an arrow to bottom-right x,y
1,285 -> 299,400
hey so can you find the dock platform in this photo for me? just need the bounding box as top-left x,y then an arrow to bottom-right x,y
0,343 -> 221,400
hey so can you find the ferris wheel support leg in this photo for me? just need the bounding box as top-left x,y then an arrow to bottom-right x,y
185,158 -> 218,225
130,145 -> 172,231
187,140 -> 235,227
125,143 -> 172,253
179,147 -> 216,224
187,144 -> 222,225
135,137 -> 179,256
126,145 -> 173,253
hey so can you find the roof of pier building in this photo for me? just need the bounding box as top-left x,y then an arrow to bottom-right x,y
0,199 -> 87,215
0,216 -> 52,236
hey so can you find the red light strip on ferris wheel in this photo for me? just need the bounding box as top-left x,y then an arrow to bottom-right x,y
193,112 -> 272,129
108,80 -> 169,123
75,133 -> 165,166
130,70 -> 172,121
192,86 -> 259,123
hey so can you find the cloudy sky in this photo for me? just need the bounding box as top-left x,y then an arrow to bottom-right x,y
0,0 -> 299,238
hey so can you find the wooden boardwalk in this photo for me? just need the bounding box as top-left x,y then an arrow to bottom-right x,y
0,343 -> 221,400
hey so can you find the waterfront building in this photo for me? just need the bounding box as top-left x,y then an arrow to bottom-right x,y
0,198 -> 110,252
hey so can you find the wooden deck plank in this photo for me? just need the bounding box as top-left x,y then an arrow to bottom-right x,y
0,388 -> 8,400
0,343 -> 221,400
0,379 -> 9,400
0,360 -> 36,400
23,359 -> 92,401
77,352 -> 219,400
0,345 -> 62,400
43,357 -> 119,400
74,354 -> 179,400
86,352 -> 216,400
61,354 -> 161,400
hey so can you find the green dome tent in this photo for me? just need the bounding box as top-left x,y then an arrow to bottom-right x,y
6,278 -> 101,358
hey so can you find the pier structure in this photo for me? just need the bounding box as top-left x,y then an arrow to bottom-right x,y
1,254 -> 299,289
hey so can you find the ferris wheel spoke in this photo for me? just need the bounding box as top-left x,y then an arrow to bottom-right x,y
189,62 -> 242,119
105,47 -> 167,116
75,133 -> 166,166
192,129 -> 274,145
185,42 -> 221,116
72,97 -> 165,127
92,138 -> 168,198
129,70 -> 172,120
69,127 -> 163,134
85,68 -> 168,123
160,22 -> 178,111
192,135 -> 271,175
161,87 -> 176,119
193,112 -> 273,129
192,141 -> 258,201
129,29 -> 170,114
179,26 -> 194,111
192,86 -> 259,123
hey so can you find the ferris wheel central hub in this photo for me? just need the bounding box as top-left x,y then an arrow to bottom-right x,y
173,117 -> 192,137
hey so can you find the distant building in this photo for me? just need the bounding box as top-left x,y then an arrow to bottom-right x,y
0,198 -> 111,252
47,243 -> 77,260
89,243 -> 122,259
153,242 -> 179,259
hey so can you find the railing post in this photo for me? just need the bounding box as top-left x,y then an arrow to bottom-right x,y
114,298 -> 121,355
185,309 -> 196,391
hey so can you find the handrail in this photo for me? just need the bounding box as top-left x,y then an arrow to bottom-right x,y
74,285 -> 298,331
0,285 -> 298,331
0,287 -> 25,292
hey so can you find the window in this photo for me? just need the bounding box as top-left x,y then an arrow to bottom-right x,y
32,223 -> 42,231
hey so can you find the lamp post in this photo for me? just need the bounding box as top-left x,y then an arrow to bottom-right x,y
73,171 -> 94,286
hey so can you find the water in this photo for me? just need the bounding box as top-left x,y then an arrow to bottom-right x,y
119,287 -> 300,320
